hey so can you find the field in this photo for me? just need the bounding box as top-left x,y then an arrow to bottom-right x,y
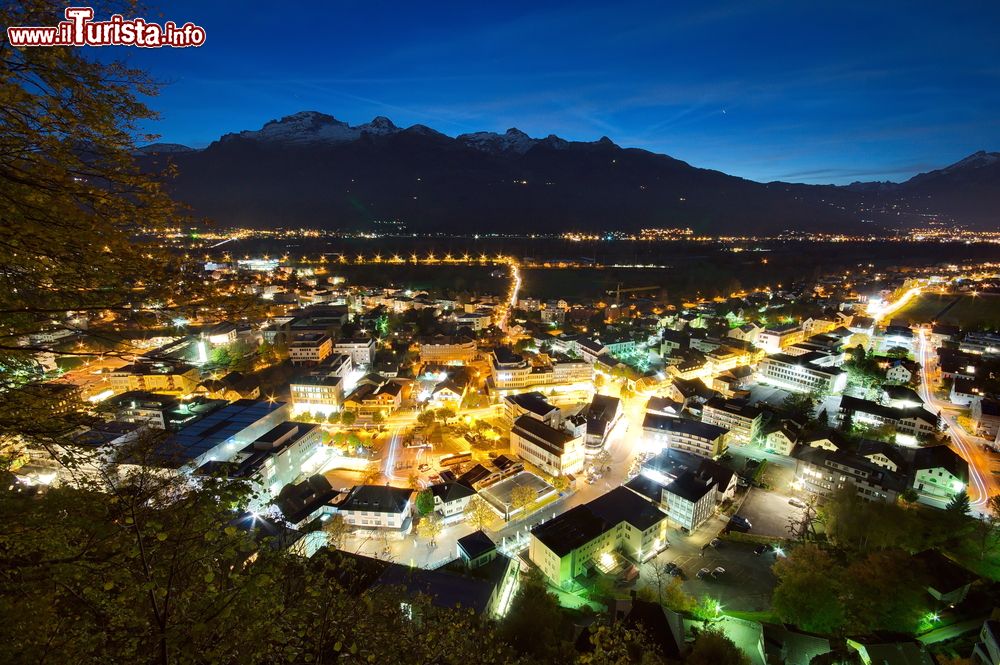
896,292 -> 1000,328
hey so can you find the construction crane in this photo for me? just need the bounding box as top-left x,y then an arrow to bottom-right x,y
608,283 -> 661,307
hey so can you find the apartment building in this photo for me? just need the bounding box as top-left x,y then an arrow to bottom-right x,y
108,362 -> 201,396
701,397 -> 763,444
793,446 -> 905,503
758,351 -> 847,394
333,336 -> 376,365
912,445 -> 969,502
529,486 -> 668,588
289,333 -> 333,365
641,415 -> 728,458
509,414 -> 585,476
489,348 -> 591,393
838,395 -> 939,442
755,322 -> 805,354
418,335 -> 478,365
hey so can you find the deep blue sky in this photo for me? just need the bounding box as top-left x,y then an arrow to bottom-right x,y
108,1 -> 1000,184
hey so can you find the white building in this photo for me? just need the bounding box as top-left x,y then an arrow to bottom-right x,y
289,333 -> 333,365
641,414 -> 728,458
455,311 -> 492,331
529,486 -> 668,588
758,351 -> 847,394
338,485 -> 414,532
334,337 -> 376,366
755,323 -> 805,354
912,445 -> 968,502
510,415 -> 585,476
428,481 -> 477,518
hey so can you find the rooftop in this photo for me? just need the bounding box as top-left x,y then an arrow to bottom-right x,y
511,414 -> 577,456
340,485 -> 413,513
642,414 -> 728,441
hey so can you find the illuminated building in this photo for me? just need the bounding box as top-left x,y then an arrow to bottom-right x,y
529,487 -> 667,588
418,335 -> 478,364
108,362 -> 201,396
701,397 -> 763,444
509,414 -> 585,477
758,351 -> 847,394
641,415 -> 728,458
288,333 -> 333,365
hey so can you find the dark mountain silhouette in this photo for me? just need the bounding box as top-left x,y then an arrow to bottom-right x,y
137,112 -> 998,233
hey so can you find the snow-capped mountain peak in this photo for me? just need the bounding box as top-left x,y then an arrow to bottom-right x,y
457,127 -> 539,154
357,115 -> 399,135
940,150 -> 1000,174
220,111 -> 359,145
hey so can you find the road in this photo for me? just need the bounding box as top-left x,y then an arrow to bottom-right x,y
916,329 -> 998,514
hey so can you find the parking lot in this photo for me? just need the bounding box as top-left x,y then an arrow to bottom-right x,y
670,540 -> 779,613
737,488 -> 806,539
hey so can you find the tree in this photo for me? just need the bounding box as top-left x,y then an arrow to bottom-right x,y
577,622 -> 665,665
415,489 -> 435,516
772,545 -> 846,634
210,345 -> 233,367
371,410 -> 385,425
886,346 -> 909,359
687,629 -> 750,665
946,489 -> 971,516
1,3 -> 256,448
464,496 -> 494,531
326,411 -> 341,425
592,448 -> 613,474
359,461 -> 381,485
510,485 -> 536,515
322,514 -> 350,549
417,410 -> 436,428
416,514 -> 443,547
498,569 -> 570,662
549,475 -> 570,493
340,410 -> 357,427
844,549 -> 927,633
782,391 -> 818,423
436,407 -> 457,425
407,472 -> 422,490
0,457 -> 521,664
644,563 -> 694,612
900,487 -> 919,504
786,497 -> 821,543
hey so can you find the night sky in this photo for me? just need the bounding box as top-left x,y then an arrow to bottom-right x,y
106,1 -> 1000,184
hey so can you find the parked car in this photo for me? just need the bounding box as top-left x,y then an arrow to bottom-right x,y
709,538 -> 722,549
788,497 -> 806,508
754,543 -> 775,555
664,562 -> 680,576
696,568 -> 711,580
712,567 -> 726,578
731,514 -> 753,529
728,519 -> 751,534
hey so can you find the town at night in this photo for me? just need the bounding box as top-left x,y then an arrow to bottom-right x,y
3,2 -> 1000,664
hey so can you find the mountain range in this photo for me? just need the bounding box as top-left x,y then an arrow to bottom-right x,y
137,111 -> 1000,234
